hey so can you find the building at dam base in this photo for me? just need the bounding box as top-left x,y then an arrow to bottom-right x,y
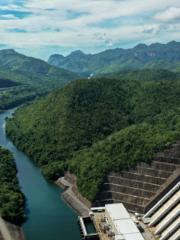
105,203 -> 144,240
93,184 -> 180,240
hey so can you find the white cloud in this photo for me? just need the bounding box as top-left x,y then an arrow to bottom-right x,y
0,4 -> 24,11
95,32 -> 113,48
142,25 -> 167,34
153,7 -> 180,23
1,14 -> 17,19
1,0 -> 180,58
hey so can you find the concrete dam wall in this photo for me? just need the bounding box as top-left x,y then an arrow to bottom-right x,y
62,142 -> 180,214
94,142 -> 180,213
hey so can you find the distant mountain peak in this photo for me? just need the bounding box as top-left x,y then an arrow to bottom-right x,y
50,54 -> 64,59
68,50 -> 85,57
170,40 -> 177,43
133,43 -> 147,50
52,53 -> 64,57
149,42 -> 161,46
168,40 -> 178,45
0,49 -> 16,54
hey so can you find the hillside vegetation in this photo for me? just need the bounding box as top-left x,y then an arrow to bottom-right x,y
108,69 -> 180,82
48,41 -> 180,76
0,49 -> 79,110
5,77 -> 180,201
0,146 -> 25,224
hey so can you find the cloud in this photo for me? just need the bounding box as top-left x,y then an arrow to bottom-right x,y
142,25 -> 167,34
1,0 -> 180,59
0,4 -> 24,11
153,7 -> 180,23
1,14 -> 17,19
95,32 -> 113,48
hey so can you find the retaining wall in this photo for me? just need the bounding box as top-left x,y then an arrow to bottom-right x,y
57,142 -> 180,214
64,172 -> 92,209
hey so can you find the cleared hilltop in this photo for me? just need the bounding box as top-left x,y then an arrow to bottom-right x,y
48,41 -> 180,76
5,72 -> 180,201
0,49 -> 79,110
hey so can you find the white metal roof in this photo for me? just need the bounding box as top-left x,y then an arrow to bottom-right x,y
91,207 -> 105,211
106,203 -> 144,240
115,219 -> 140,235
115,232 -> 144,240
106,203 -> 130,220
124,233 -> 145,240
115,234 -> 126,240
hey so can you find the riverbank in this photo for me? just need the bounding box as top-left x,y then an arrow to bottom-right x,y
1,109 -> 81,240
5,221 -> 24,240
55,175 -> 90,217
0,218 -> 24,240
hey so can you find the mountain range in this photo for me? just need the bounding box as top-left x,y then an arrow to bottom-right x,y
48,41 -> 180,76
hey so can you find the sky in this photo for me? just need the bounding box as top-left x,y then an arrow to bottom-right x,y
0,0 -> 180,61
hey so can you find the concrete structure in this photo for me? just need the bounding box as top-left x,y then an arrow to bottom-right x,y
77,217 -> 99,240
94,142 -> 180,213
91,207 -> 105,212
105,203 -> 144,240
0,218 -> 13,240
143,181 -> 180,240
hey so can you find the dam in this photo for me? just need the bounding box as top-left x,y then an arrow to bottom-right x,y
94,142 -> 180,213
61,142 -> 180,216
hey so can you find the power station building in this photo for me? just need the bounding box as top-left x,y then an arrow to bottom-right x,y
105,203 -> 144,240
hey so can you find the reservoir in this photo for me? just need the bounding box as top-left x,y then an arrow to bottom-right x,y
0,110 -> 81,240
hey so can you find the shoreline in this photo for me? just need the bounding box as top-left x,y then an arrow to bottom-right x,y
0,217 -> 24,240
4,220 -> 24,240
55,177 -> 90,217
61,193 -> 83,216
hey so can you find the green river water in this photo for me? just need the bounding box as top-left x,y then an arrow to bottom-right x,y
0,110 -> 81,240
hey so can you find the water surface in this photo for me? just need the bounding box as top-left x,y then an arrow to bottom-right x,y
85,223 -> 96,234
0,110 -> 81,240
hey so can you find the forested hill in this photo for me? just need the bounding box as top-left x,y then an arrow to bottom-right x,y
0,49 -> 78,81
0,49 -> 79,110
48,40 -> 180,76
6,77 -> 180,201
108,69 -> 180,82
0,146 -> 25,224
